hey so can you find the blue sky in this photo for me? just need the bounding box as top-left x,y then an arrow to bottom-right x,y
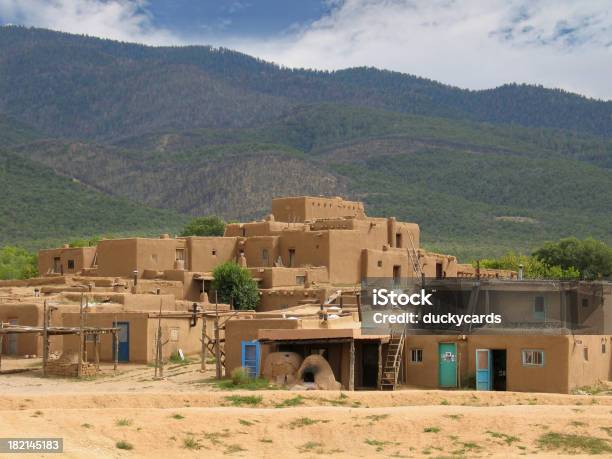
146,0 -> 332,39
0,1 -> 611,100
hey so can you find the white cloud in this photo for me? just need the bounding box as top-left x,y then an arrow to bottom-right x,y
0,0 -> 180,45
227,0 -> 612,100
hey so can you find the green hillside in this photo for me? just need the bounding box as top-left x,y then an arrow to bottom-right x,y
0,149 -> 187,248
0,27 -> 610,260
1,26 -> 612,140
8,106 -> 611,259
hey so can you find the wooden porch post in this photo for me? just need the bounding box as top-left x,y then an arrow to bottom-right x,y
348,340 -> 355,391
113,332 -> 118,374
94,334 -> 100,370
42,301 -> 48,377
200,315 -> 207,373
215,292 -> 221,379
377,341 -> 383,389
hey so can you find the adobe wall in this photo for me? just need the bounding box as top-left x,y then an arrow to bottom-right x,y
278,231 -> 330,270
486,290 -> 564,323
258,288 -> 327,312
362,248 -> 412,279
272,196 -> 365,222
0,304 -> 42,356
404,335 -> 572,393
567,335 -> 612,390
187,237 -> 237,271
145,316 -> 204,362
135,238 -> 182,274
224,318 -> 299,376
419,252 -> 458,278
62,312 -> 150,363
244,236 -> 279,268
38,247 -> 96,276
96,239 -> 138,277
250,267 -> 329,289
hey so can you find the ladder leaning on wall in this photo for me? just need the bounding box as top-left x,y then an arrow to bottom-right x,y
406,231 -> 423,278
379,328 -> 406,390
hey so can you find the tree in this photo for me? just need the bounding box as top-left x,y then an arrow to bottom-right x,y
212,262 -> 259,310
533,238 -> 612,280
0,246 -> 38,280
478,252 -> 579,280
180,216 -> 226,237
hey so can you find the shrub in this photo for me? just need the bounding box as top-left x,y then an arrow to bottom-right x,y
180,216 -> 226,237
212,262 -> 259,310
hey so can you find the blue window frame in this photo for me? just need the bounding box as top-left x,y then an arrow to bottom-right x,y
241,340 -> 261,378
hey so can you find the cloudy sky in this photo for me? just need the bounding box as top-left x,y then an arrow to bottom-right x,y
1,0 -> 611,100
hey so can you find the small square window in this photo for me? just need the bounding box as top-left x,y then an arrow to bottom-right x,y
296,275 -> 305,285
522,349 -> 544,366
170,328 -> 179,342
67,259 -> 75,270
377,260 -> 383,267
212,249 -> 217,256
410,348 -> 423,363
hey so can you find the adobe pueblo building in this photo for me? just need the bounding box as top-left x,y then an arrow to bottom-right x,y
1,196 -> 610,394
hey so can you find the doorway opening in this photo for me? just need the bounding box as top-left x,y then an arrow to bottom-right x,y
492,349 -> 507,391
361,343 -> 379,388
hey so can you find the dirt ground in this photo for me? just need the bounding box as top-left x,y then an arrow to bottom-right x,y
1,359 -> 611,458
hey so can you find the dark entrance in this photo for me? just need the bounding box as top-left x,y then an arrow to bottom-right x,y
492,349 -> 507,391
361,343 -> 379,388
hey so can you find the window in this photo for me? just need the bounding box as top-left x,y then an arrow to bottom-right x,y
175,249 -> 185,261
582,298 -> 589,308
288,249 -> 296,267
602,342 -> 607,354
583,347 -> 589,361
395,233 -> 402,248
377,260 -> 383,267
67,259 -> 75,270
410,348 -> 423,363
534,296 -> 545,320
393,265 -> 401,286
295,275 -> 305,285
435,262 -> 443,279
212,249 -> 217,256
522,349 -> 544,366
170,328 -> 179,342
262,249 -> 269,265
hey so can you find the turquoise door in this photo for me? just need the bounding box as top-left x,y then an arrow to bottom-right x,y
438,343 -> 457,388
476,349 -> 492,390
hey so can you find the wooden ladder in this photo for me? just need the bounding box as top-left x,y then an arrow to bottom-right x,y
406,232 -> 423,278
379,328 -> 405,390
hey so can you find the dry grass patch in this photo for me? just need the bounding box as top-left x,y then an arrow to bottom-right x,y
537,432 -> 612,455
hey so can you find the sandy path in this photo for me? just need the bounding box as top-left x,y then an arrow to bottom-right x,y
1,403 -> 611,458
1,362 -> 611,457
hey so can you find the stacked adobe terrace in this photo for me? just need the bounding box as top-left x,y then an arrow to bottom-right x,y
37,196 -> 515,311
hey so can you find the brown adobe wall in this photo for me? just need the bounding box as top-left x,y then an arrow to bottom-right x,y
567,335 -> 612,390
96,239 -> 138,277
62,312 -> 150,363
225,318 -> 299,377
272,196 -> 365,222
362,248 -> 413,279
244,236 -> 280,268
404,335 -> 572,393
258,288 -> 328,312
250,267 -> 329,289
37,247 -> 96,276
187,237 -> 237,271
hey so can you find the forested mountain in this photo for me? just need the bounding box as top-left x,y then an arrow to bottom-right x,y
1,26 -> 612,140
0,27 -> 610,259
